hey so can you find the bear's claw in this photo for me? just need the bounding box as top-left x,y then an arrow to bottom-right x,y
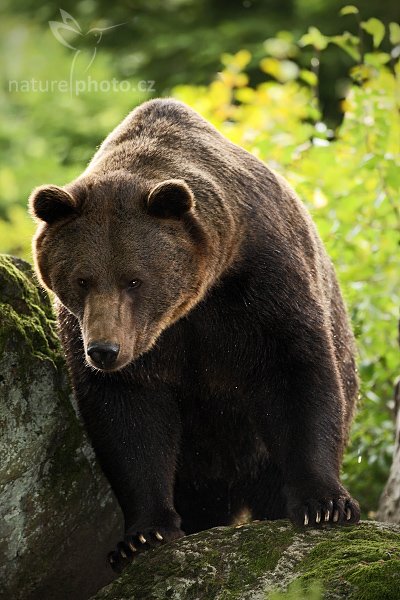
297,495 -> 359,528
108,526 -> 184,573
128,540 -> 137,552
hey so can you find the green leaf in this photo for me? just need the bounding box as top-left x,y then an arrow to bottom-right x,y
263,37 -> 297,59
389,22 -> 400,45
361,18 -> 385,49
330,33 -> 361,61
299,27 -> 328,51
260,58 -> 299,82
364,52 -> 391,67
299,69 -> 318,86
340,5 -> 359,16
349,64 -> 374,82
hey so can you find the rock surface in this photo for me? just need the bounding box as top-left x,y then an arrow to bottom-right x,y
92,520 -> 400,600
0,255 -> 122,600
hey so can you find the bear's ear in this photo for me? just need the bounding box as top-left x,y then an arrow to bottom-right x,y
146,179 -> 195,219
29,185 -> 77,224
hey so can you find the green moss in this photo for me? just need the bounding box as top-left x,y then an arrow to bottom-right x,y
0,253 -> 76,473
293,523 -> 400,599
269,580 -> 323,600
223,521 -> 296,593
93,522 -> 298,600
93,522 -> 400,600
0,254 -> 61,367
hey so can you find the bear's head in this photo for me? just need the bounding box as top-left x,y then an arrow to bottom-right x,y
29,174 -> 211,371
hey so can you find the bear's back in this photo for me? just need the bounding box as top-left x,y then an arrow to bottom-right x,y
84,99 -> 339,315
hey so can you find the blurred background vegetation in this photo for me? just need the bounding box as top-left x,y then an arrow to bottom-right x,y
0,0 -> 399,516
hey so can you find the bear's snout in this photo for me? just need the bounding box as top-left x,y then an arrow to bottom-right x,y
87,341 -> 120,370
82,291 -> 135,370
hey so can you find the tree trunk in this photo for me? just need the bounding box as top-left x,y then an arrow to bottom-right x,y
377,374 -> 400,523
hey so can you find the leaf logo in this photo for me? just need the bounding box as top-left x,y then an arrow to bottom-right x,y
49,9 -> 125,73
49,9 -> 82,50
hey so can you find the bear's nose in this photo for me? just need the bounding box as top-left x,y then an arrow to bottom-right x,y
87,341 -> 120,369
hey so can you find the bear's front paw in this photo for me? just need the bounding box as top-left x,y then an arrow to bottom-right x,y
285,486 -> 360,528
108,526 -> 185,574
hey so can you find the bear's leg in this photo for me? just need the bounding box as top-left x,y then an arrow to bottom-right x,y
237,461 -> 286,521
76,381 -> 184,573
260,326 -> 360,529
174,478 -> 232,534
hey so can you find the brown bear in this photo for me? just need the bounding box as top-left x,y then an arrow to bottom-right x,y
29,98 -> 360,573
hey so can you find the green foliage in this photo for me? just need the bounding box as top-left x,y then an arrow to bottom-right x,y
0,16 -> 151,260
2,0 -> 399,120
269,580 -> 323,599
0,7 -> 398,514
340,6 -> 360,17
361,18 -> 386,49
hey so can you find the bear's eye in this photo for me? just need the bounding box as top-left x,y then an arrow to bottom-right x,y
77,278 -> 88,289
127,279 -> 142,291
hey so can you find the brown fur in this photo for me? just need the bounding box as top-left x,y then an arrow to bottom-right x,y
29,99 -> 360,573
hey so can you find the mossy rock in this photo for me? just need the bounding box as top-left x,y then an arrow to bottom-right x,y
92,520 -> 400,600
0,255 -> 122,600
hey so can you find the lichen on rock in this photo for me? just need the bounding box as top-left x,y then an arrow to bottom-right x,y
91,520 -> 400,600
